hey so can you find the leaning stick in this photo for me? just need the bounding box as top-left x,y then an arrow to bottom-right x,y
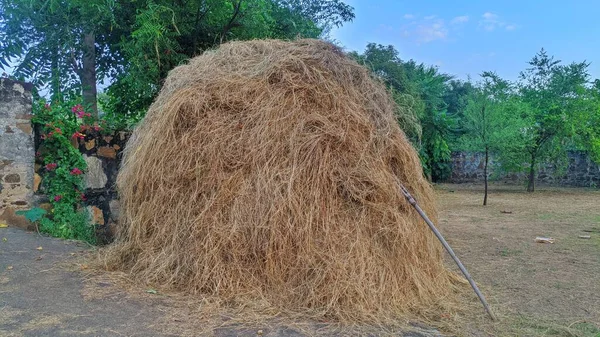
399,184 -> 497,321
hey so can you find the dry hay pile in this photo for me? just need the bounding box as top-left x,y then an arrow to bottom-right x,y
103,39 -> 458,322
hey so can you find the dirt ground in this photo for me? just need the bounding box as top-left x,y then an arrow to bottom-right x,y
1,183 -> 599,336
435,183 -> 600,337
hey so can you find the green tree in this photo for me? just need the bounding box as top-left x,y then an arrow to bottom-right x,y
402,60 -> 454,182
460,72 -> 524,205
1,0 -> 354,120
351,44 -> 455,181
517,49 -> 590,192
0,0 -> 120,116
572,80 -> 600,163
349,43 -> 422,142
103,0 -> 354,124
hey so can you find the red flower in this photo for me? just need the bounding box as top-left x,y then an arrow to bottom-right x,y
44,103 -> 51,111
45,163 -> 57,171
80,193 -> 87,201
54,127 -> 62,134
53,195 -> 62,202
35,151 -> 41,157
70,168 -> 83,175
72,104 -> 86,118
72,131 -> 85,139
93,125 -> 101,131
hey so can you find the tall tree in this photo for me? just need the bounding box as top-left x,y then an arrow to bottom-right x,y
517,49 -> 590,192
349,43 -> 422,143
1,0 -> 354,120
460,72 -> 524,204
402,60 -> 454,182
0,0 -> 121,116
103,0 -> 354,122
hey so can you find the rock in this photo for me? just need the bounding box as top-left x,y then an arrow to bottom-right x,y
4,173 -> 20,183
87,206 -> 105,225
70,137 -> 79,149
85,139 -> 96,150
112,144 -> 121,151
15,122 -> 32,134
108,199 -> 120,222
82,155 -> 107,189
38,203 -> 52,212
0,207 -> 35,231
0,160 -> 14,170
103,136 -> 113,143
33,173 -> 41,192
96,146 -> 116,159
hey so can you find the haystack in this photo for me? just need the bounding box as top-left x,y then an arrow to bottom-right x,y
104,39 -> 457,322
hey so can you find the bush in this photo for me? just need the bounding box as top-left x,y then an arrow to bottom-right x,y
33,99 -> 97,244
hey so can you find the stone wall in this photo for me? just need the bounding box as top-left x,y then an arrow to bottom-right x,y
449,151 -> 600,187
0,78 -> 34,223
33,130 -> 130,242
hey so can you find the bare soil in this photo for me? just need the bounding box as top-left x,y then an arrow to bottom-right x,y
435,183 -> 600,337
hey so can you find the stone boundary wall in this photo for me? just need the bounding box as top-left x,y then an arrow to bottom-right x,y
32,130 -> 130,242
449,151 -> 600,187
0,78 -> 34,225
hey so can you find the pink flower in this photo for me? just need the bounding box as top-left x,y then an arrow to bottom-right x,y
45,163 -> 57,171
44,103 -> 51,111
70,168 -> 83,175
72,131 -> 85,139
93,125 -> 101,131
80,193 -> 87,201
72,104 -> 86,118
53,195 -> 62,202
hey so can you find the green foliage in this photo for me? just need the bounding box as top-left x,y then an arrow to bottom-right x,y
515,49 -> 592,191
32,99 -> 96,244
460,72 -> 523,154
402,60 -> 455,181
350,43 -> 422,142
103,0 -> 355,126
351,43 -> 456,181
0,0 -> 119,99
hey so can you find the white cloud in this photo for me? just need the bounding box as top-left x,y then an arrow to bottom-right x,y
451,15 -> 469,24
403,14 -> 414,19
424,15 -> 437,20
414,19 -> 448,43
479,12 -> 517,31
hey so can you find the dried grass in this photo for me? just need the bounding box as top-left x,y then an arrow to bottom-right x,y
100,38 -> 460,323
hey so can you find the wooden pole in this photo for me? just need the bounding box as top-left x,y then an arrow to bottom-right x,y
399,184 -> 497,321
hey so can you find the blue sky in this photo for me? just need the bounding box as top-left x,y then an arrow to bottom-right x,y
330,0 -> 600,82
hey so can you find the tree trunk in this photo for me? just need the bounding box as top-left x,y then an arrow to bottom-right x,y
483,147 -> 488,205
81,32 -> 98,118
527,154 -> 536,192
50,45 -> 61,102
